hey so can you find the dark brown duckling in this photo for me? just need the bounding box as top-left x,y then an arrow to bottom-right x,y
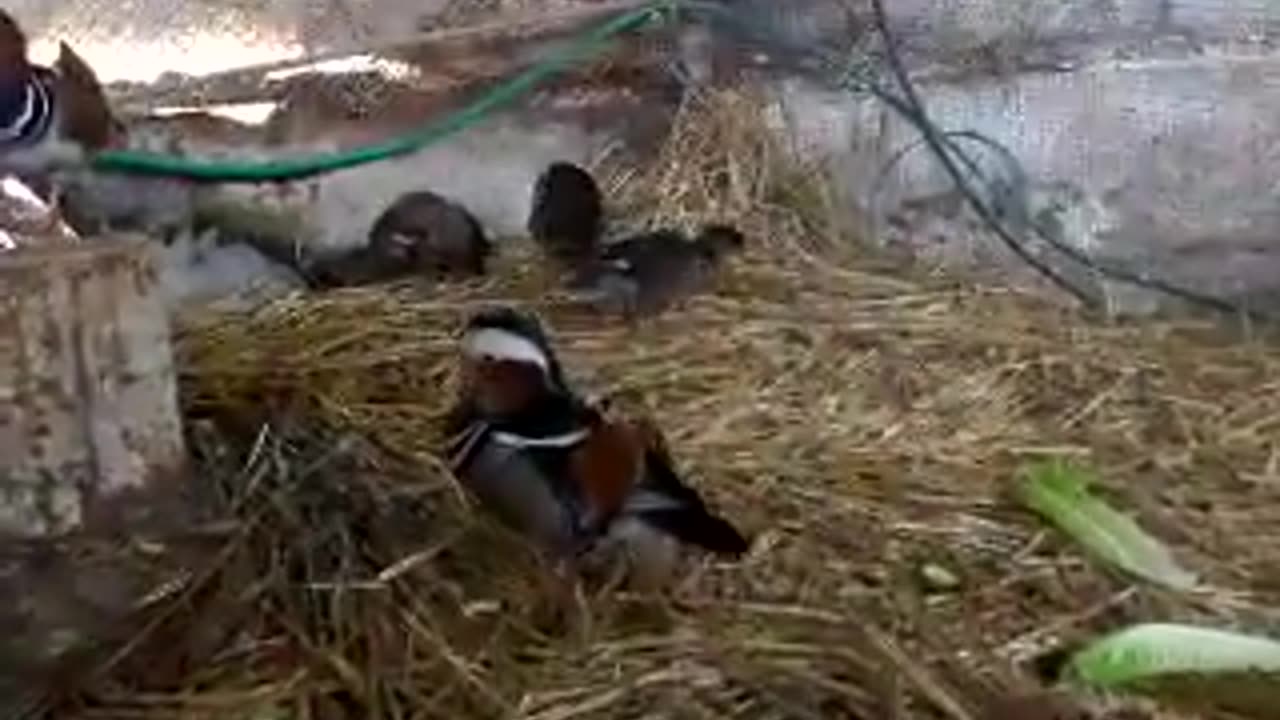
307,190 -> 491,289
572,223 -> 745,319
527,161 -> 604,268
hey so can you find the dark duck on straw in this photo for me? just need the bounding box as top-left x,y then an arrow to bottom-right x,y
0,10 -> 123,181
306,190 -> 491,289
577,223 -> 746,319
443,306 -> 749,593
527,161 -> 604,269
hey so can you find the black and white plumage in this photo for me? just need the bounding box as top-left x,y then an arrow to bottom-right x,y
574,224 -> 745,319
0,65 -> 54,154
526,161 -> 604,267
444,306 -> 749,586
0,11 -> 53,162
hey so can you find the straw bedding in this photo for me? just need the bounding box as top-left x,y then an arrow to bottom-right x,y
45,89 -> 1280,720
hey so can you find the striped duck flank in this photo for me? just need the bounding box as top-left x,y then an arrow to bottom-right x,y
0,11 -> 53,152
444,305 -> 749,585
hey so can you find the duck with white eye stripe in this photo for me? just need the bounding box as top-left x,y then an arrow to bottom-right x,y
443,306 -> 749,597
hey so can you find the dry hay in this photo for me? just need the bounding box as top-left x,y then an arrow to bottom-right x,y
41,89 -> 1280,720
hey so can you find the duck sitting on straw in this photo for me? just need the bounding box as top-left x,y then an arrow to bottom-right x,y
527,160 -> 746,319
305,190 -> 492,289
443,305 -> 749,612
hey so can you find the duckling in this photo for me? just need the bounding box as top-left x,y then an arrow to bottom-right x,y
443,305 -> 749,590
574,223 -> 745,319
306,190 -> 491,289
527,161 -> 604,268
0,11 -> 123,180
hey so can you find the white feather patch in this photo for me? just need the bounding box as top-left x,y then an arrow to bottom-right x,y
622,487 -> 683,514
462,327 -> 550,371
491,428 -> 588,448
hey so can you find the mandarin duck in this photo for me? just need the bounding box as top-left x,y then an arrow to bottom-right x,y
573,224 -> 745,319
0,10 -> 122,181
306,190 -> 491,289
527,161 -> 604,268
443,306 -> 749,590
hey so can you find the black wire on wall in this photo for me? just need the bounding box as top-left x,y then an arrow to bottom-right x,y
690,0 -> 1276,325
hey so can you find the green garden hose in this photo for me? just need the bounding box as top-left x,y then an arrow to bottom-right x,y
90,2 -> 677,183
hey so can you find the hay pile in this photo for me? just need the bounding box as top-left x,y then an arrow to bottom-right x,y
47,90 -> 1280,719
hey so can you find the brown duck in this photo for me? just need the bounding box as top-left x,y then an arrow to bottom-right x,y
572,224 -> 745,319
306,190 -> 491,288
526,161 -> 604,269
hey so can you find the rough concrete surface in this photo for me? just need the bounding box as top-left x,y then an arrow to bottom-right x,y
755,0 -> 1280,313
0,238 -> 187,535
0,238 -> 192,714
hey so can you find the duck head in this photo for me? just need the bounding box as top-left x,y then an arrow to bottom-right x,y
458,306 -> 572,418
369,191 -> 492,278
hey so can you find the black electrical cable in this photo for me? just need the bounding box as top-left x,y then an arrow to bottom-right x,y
863,0 -> 1105,307
864,0 -> 1272,322
686,0 -> 1094,303
687,0 -> 1275,323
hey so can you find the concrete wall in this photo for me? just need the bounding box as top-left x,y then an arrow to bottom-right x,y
748,0 -> 1280,313
5,0 -> 456,77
